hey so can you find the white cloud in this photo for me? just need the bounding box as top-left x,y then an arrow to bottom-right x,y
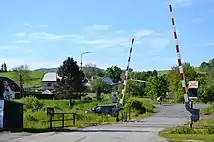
80,38 -> 140,49
134,30 -> 154,37
13,32 -> 26,37
84,24 -> 111,31
141,37 -> 171,51
29,32 -> 84,40
15,40 -> 31,44
192,17 -> 208,23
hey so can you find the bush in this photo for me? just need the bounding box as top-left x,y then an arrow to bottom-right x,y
25,114 -> 38,122
169,126 -> 197,134
20,96 -> 44,109
124,98 -> 146,114
208,125 -> 214,134
82,96 -> 93,101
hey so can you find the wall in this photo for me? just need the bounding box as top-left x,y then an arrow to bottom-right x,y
42,81 -> 57,91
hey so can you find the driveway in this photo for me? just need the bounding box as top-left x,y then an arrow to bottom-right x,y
0,104 -> 209,142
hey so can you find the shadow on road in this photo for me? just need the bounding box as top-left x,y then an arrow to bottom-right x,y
1,128 -> 150,134
0,129 -> 150,133
66,129 -> 150,133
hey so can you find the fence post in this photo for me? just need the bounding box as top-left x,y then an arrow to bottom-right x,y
73,113 -> 75,126
62,113 -> 64,128
49,113 -> 53,129
129,111 -> 131,120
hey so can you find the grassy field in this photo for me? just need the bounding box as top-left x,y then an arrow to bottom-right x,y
159,104 -> 214,142
0,71 -> 45,88
14,94 -> 154,130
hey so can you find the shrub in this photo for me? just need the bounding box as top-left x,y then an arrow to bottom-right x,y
82,96 -> 93,101
25,114 -> 38,122
20,96 -> 44,109
124,98 -> 146,114
169,126 -> 197,134
208,125 -> 214,134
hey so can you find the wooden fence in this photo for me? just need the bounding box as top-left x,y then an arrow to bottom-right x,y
47,107 -> 76,129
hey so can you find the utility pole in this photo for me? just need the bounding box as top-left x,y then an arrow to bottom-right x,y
80,51 -> 91,71
20,75 -> 24,98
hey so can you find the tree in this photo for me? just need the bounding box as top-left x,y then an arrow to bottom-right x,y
83,63 -> 101,78
167,63 -> 198,102
124,80 -> 146,97
91,78 -> 109,100
56,57 -> 86,99
199,58 -> 214,72
1,64 -> 3,72
3,63 -> 7,72
12,65 -> 32,87
105,65 -> 122,83
145,75 -> 169,100
152,70 -> 158,77
97,71 -> 105,77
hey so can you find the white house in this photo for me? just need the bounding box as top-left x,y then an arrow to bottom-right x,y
42,72 -> 58,91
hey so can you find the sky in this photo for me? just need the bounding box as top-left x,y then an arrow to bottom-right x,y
0,0 -> 214,71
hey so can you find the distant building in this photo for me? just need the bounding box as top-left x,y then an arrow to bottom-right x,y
0,76 -> 20,92
42,72 -> 58,91
100,77 -> 114,86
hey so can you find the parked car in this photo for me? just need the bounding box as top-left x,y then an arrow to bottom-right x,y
85,104 -> 117,115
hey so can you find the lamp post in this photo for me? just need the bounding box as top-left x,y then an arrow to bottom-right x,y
80,51 -> 91,71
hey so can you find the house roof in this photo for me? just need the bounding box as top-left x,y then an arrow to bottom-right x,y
42,72 -> 58,82
100,77 -> 114,85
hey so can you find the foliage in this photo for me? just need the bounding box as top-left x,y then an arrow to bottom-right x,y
12,65 -> 32,85
20,96 -> 44,109
0,63 -> 7,72
56,57 -> 86,99
91,78 -> 109,100
91,78 -> 109,90
105,65 -> 122,83
167,63 -> 198,102
124,98 -> 146,114
121,80 -> 146,97
145,75 -> 169,100
199,58 -> 214,72
17,96 -> 154,129
83,63 -> 104,78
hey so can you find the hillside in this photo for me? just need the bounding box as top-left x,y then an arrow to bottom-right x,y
0,71 -> 45,88
34,66 -> 105,73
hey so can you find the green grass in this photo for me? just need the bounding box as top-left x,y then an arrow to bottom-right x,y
159,104 -> 214,142
14,95 -> 154,130
0,71 -> 45,88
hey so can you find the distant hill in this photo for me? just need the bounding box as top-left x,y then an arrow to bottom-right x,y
34,66 -> 105,73
34,68 -> 58,72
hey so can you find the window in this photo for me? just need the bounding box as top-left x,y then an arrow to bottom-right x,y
47,83 -> 52,87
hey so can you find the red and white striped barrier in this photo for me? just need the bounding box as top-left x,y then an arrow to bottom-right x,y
119,38 -> 134,105
168,1 -> 189,103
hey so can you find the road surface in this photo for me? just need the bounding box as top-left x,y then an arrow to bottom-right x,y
0,104 -> 209,142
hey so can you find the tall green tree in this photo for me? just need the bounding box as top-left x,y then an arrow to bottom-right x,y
145,76 -> 169,100
105,65 -> 122,83
56,57 -> 86,99
167,63 -> 198,102
3,63 -> 7,72
91,78 -> 109,100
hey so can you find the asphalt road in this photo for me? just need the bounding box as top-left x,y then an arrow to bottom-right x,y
0,104 -> 209,142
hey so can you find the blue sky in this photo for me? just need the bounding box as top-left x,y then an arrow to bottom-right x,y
0,0 -> 214,71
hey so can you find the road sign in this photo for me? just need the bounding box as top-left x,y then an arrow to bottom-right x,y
188,81 -> 199,99
188,81 -> 198,89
